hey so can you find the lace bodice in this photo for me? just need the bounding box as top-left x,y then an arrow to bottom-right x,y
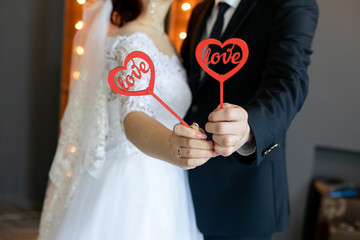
104,32 -> 192,156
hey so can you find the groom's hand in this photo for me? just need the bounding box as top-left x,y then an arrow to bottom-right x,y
205,103 -> 253,157
169,123 -> 216,170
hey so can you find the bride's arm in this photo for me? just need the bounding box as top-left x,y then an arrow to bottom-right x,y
124,111 -> 216,169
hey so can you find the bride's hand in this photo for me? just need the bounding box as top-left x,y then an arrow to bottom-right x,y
169,123 -> 217,170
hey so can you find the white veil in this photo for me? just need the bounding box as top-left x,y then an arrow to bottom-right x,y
49,0 -> 112,208
38,1 -> 116,238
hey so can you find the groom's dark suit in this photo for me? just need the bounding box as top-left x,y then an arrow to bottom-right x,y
182,0 -> 318,238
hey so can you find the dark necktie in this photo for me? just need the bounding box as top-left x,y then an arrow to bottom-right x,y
209,2 -> 231,39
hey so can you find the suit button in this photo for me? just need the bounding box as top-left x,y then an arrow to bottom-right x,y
262,143 -> 279,157
191,105 -> 199,113
271,144 -> 278,150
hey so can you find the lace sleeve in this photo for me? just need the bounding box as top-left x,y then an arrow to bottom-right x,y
111,43 -> 155,132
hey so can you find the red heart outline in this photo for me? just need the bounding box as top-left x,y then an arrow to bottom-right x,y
195,38 -> 249,83
108,51 -> 155,96
108,51 -> 190,127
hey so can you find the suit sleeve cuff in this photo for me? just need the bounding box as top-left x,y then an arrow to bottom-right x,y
236,138 -> 256,156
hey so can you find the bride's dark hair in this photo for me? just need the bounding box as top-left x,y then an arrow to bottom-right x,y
111,0 -> 143,27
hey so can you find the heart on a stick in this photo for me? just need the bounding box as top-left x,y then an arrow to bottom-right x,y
196,38 -> 249,83
108,51 -> 190,127
195,38 -> 249,108
108,51 -> 155,96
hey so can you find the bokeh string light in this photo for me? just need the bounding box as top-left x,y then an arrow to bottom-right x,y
75,20 -> 84,30
177,2 -> 192,41
75,46 -> 85,56
77,0 -> 86,5
73,71 -> 81,80
74,0 -> 85,57
73,0 -> 85,83
179,32 -> 187,39
182,3 -> 191,11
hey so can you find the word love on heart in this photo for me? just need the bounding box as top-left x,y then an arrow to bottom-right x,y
196,38 -> 249,109
108,51 -> 190,127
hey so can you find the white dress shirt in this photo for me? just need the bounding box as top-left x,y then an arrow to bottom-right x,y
205,0 -> 242,37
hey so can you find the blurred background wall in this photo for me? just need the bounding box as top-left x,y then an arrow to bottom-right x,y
0,0 -> 359,239
274,0 -> 360,239
0,0 -> 64,208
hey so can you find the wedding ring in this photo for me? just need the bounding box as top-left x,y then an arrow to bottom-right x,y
177,147 -> 181,156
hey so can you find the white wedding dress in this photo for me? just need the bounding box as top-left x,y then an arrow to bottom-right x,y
38,32 -> 203,240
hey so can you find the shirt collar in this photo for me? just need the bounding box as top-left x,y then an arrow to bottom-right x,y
215,0 -> 241,9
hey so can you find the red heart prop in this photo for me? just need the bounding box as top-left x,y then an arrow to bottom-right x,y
195,38 -> 249,83
108,51 -> 155,96
108,51 -> 190,127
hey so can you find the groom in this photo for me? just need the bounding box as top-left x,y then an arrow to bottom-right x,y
173,0 -> 319,239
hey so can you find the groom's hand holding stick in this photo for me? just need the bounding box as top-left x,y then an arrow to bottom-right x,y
205,103 -> 254,157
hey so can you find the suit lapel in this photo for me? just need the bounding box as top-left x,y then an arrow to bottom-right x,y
188,0 -> 214,93
189,0 -> 214,60
221,0 -> 262,40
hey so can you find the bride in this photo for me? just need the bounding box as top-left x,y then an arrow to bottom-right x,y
37,0 -> 216,239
